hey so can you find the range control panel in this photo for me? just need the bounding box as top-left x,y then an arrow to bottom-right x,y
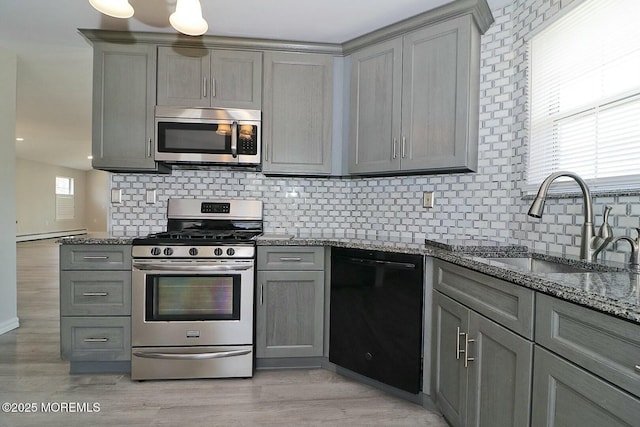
201,203 -> 231,214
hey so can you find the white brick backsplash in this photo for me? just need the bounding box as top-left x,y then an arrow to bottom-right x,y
108,1 -> 640,262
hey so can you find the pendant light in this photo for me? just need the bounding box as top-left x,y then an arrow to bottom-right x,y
88,0 -> 134,19
88,0 -> 209,37
170,0 -> 208,36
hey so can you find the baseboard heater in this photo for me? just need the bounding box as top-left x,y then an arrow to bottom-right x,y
16,229 -> 87,242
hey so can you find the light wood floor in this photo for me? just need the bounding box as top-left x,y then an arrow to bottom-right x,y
0,239 -> 448,426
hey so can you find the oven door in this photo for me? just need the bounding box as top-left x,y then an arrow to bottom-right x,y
131,259 -> 254,347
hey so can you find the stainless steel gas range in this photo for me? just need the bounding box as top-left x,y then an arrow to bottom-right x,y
130,198 -> 262,381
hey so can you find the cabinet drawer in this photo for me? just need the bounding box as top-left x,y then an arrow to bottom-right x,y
60,271 -> 131,316
258,246 -> 324,270
434,260 -> 535,339
536,293 -> 640,397
60,317 -> 130,362
60,245 -> 132,270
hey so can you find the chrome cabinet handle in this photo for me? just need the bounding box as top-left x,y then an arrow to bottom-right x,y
280,257 -> 302,262
635,365 -> 640,373
82,256 -> 109,260
260,284 -> 264,305
148,138 -> 152,158
464,333 -> 475,368
203,78 -> 207,98
393,138 -> 398,159
211,77 -> 216,97
401,136 -> 407,158
82,292 -> 108,297
456,327 -> 464,360
84,338 -> 108,343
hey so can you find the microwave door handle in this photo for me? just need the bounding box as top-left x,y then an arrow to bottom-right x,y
231,122 -> 238,158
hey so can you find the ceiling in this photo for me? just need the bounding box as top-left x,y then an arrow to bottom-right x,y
0,0 -> 511,171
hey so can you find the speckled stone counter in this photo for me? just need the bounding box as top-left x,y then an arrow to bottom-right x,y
58,233 -> 134,245
257,233 -> 640,325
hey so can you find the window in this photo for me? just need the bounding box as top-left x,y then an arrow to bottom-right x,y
55,176 -> 74,220
527,0 -> 640,192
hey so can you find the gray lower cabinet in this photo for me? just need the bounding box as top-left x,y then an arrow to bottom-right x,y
90,42 -> 167,172
531,346 -> 640,427
532,293 -> 640,426
262,52 -> 333,175
432,291 -> 532,427
157,46 -> 262,109
59,244 -> 132,373
349,14 -> 480,175
256,246 -> 325,358
432,260 -> 534,427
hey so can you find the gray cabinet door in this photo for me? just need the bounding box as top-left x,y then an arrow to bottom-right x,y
348,38 -> 403,174
60,270 -> 131,316
262,51 -> 333,175
466,312 -> 532,427
157,47 -> 262,109
157,46 -> 210,107
432,291 -> 469,427
400,15 -> 479,172
91,42 -> 159,171
210,50 -> 262,109
256,270 -> 324,358
532,346 -> 640,427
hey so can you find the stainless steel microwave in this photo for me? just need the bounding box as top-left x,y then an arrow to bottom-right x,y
155,106 -> 261,166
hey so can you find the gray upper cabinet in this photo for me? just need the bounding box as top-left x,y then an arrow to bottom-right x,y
348,38 -> 403,174
262,51 -> 333,175
91,42 -> 164,172
348,14 -> 481,175
157,47 -> 262,109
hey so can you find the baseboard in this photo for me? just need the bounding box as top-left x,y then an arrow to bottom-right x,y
0,317 -> 20,335
16,229 -> 87,242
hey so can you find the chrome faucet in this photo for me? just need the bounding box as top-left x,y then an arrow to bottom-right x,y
611,230 -> 640,270
528,171 -> 610,262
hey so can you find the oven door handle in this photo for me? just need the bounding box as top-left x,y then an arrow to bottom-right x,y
133,263 -> 253,272
133,349 -> 251,360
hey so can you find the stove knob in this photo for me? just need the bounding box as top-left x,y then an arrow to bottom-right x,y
214,248 -> 223,256
189,248 -> 199,256
226,248 -> 236,256
151,247 -> 161,256
164,247 -> 174,256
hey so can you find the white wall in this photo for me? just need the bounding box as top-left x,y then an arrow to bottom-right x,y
85,169 -> 109,233
16,158 -> 88,238
0,47 -> 18,335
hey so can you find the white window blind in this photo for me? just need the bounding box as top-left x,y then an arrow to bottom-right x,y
527,0 -> 640,192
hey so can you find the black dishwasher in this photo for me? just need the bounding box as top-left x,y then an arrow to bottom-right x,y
329,247 -> 424,394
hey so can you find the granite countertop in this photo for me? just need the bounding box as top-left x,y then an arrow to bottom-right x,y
58,233 -> 134,245
59,232 -> 640,324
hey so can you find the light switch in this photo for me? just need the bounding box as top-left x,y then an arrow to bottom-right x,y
146,189 -> 156,204
423,191 -> 434,208
111,188 -> 122,204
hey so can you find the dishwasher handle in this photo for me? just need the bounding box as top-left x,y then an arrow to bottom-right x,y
341,256 -> 417,270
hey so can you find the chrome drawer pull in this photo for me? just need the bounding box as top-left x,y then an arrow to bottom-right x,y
280,257 -> 302,262
456,327 -> 464,360
464,334 -> 475,368
84,338 -> 109,343
635,365 -> 640,373
133,349 -> 251,360
82,256 -> 109,260
82,292 -> 109,297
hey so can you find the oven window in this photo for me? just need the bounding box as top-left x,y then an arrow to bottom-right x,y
145,274 -> 241,321
157,122 -> 232,154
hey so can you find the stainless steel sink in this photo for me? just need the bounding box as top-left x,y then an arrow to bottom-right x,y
486,257 -> 592,273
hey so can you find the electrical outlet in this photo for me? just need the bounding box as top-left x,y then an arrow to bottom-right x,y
423,191 -> 434,208
146,189 -> 157,204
